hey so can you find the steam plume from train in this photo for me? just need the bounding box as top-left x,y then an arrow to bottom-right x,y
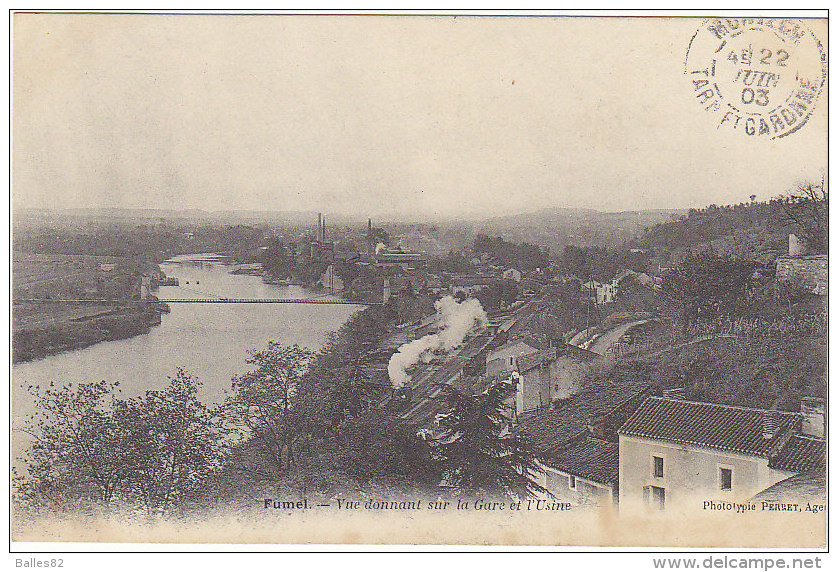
387,295 -> 488,388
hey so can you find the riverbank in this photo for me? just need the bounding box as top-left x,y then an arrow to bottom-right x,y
12,303 -> 164,364
12,257 -> 363,414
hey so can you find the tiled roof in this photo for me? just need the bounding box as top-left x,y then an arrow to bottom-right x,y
516,347 -> 558,373
619,397 -> 801,457
548,436 -> 619,485
768,434 -> 826,473
750,472 -> 826,505
488,340 -> 539,363
519,379 -> 652,452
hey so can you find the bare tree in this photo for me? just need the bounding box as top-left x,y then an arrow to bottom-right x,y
778,182 -> 828,254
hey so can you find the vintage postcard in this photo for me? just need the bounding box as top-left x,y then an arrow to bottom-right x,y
10,12 -> 828,549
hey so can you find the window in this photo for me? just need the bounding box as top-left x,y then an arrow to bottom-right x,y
720,468 -> 732,491
568,475 -> 577,490
653,456 -> 664,478
651,486 -> 665,510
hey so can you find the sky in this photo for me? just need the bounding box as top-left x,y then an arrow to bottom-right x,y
13,14 -> 828,219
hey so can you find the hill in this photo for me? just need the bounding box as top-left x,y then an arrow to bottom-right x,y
631,200 -> 797,261
476,207 -> 684,253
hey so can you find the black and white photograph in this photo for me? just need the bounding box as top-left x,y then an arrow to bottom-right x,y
9,11 -> 828,549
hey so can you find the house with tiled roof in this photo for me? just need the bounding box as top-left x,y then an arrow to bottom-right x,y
540,435 -> 619,506
521,379 -> 652,451
767,435 -> 826,474
486,339 -> 539,376
486,338 -> 601,416
502,267 -> 523,283
520,379 -> 652,506
618,396 -> 826,511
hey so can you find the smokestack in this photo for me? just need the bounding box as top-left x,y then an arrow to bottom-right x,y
322,215 -> 326,241
317,213 -> 322,242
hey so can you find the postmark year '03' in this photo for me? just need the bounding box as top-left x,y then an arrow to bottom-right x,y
685,18 -> 826,139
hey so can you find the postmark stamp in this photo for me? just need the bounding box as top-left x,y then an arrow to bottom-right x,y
685,18 -> 827,139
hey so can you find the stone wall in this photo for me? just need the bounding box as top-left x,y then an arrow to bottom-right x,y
776,255 -> 828,295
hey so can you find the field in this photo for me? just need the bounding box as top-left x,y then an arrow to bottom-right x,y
13,252 -> 141,301
12,253 -> 162,363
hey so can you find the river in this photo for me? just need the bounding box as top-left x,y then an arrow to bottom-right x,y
12,254 -> 363,457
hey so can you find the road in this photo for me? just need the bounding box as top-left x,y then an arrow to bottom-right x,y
568,328 -> 595,346
587,319 -> 651,355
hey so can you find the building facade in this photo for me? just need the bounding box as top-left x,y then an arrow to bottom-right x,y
536,435 -> 618,507
618,397 -> 825,512
503,268 -> 523,282
582,280 -> 615,305
486,340 -> 597,415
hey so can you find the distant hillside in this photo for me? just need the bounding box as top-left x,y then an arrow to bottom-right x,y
14,207 -> 327,227
476,208 -> 684,253
632,201 -> 796,261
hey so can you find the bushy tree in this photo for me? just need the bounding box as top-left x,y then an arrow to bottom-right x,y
474,234 -> 548,271
17,380 -> 132,508
260,238 -> 293,279
431,250 -> 472,274
225,343 -> 317,474
329,410 -> 439,487
778,182 -> 828,254
120,369 -> 224,513
430,376 -> 550,498
15,372 -> 224,515
475,281 -> 518,311
662,251 -> 755,324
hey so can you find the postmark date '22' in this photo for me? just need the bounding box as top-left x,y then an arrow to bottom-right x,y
685,18 -> 826,139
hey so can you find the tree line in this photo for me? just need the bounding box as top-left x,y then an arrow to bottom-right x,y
472,234 -> 549,271
635,184 -> 828,255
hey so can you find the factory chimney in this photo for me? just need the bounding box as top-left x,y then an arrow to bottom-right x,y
367,218 -> 374,256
